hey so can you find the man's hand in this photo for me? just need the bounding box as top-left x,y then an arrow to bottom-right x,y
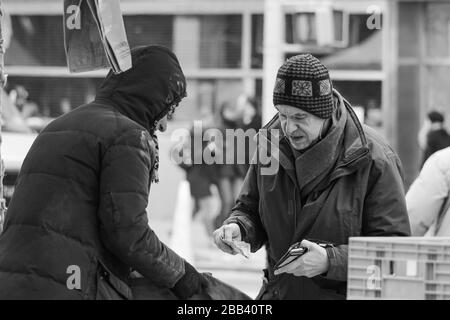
274,240 -> 329,278
213,223 -> 242,255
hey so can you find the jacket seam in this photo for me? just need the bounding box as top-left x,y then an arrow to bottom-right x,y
39,129 -> 104,140
100,190 -> 149,198
102,129 -> 153,164
103,128 -> 150,154
18,171 -> 97,192
3,223 -> 96,251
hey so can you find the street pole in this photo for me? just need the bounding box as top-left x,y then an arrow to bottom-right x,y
262,0 -> 283,124
0,0 -> 6,234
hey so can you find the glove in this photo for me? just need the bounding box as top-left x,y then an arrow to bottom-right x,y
172,261 -> 208,299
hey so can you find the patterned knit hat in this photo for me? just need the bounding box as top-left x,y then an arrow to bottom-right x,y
273,54 -> 333,119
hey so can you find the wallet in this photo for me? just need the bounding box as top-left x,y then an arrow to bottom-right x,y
273,239 -> 334,271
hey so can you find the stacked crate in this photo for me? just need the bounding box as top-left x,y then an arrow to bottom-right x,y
347,237 -> 450,300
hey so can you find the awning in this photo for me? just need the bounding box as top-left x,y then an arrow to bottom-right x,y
322,31 -> 382,70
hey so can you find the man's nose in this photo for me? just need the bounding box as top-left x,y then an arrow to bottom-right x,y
285,118 -> 297,134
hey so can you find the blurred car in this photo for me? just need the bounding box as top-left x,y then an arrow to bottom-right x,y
1,88 -> 38,205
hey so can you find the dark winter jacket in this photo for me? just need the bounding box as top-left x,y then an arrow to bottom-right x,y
0,46 -> 189,299
225,90 -> 411,300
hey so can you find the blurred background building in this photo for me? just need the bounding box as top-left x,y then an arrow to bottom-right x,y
3,0 -> 450,186
2,0 -> 450,296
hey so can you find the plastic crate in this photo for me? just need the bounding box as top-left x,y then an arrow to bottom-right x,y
347,237 -> 450,300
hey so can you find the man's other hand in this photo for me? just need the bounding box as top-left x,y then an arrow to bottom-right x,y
274,239 -> 329,278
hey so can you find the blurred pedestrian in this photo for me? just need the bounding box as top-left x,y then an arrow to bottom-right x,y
9,85 -> 39,119
59,98 -> 72,114
418,110 -> 450,167
213,101 -> 244,229
235,94 -> 262,177
0,46 -> 209,300
213,54 -> 410,299
407,147 -> 450,236
178,118 -> 219,237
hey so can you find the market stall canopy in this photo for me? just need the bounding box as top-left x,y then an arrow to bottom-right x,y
322,30 -> 382,70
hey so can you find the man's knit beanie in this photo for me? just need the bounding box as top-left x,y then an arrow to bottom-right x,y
273,54 -> 333,119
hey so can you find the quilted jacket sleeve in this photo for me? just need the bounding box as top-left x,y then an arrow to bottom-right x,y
97,128 -> 185,288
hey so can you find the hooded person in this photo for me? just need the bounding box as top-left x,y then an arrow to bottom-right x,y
0,45 -> 208,299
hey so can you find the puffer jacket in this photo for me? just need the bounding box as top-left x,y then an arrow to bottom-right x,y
0,46 -> 188,299
225,90 -> 411,300
407,146 -> 450,236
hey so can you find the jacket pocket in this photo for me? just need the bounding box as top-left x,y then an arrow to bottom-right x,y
95,261 -> 133,300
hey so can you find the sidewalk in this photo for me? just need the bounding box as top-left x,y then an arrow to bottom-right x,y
192,218 -> 266,299
150,214 -> 265,299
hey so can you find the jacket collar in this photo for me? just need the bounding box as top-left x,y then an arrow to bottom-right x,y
261,89 -> 370,191
291,92 -> 346,192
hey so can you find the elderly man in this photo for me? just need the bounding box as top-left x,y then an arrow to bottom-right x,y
0,46 -> 207,299
213,54 -> 411,300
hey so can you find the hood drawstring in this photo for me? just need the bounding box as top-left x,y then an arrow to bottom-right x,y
151,133 -> 160,183
150,120 -> 160,184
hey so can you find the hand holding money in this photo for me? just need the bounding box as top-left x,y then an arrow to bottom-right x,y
221,238 -> 251,258
213,223 -> 251,258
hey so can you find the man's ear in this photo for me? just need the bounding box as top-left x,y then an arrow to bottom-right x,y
319,118 -> 331,140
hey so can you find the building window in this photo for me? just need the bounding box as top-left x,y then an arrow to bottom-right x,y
347,14 -> 380,47
124,15 -> 174,50
332,80 -> 382,130
6,15 -> 174,68
251,14 -> 264,69
6,77 -> 102,117
7,15 -> 66,66
425,3 -> 450,58
285,13 -> 316,45
199,15 -> 242,68
284,13 -> 382,70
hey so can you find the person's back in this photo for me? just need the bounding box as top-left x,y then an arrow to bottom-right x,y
407,146 -> 450,236
421,111 -> 450,166
424,128 -> 450,162
0,45 -> 209,300
0,103 -> 144,299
